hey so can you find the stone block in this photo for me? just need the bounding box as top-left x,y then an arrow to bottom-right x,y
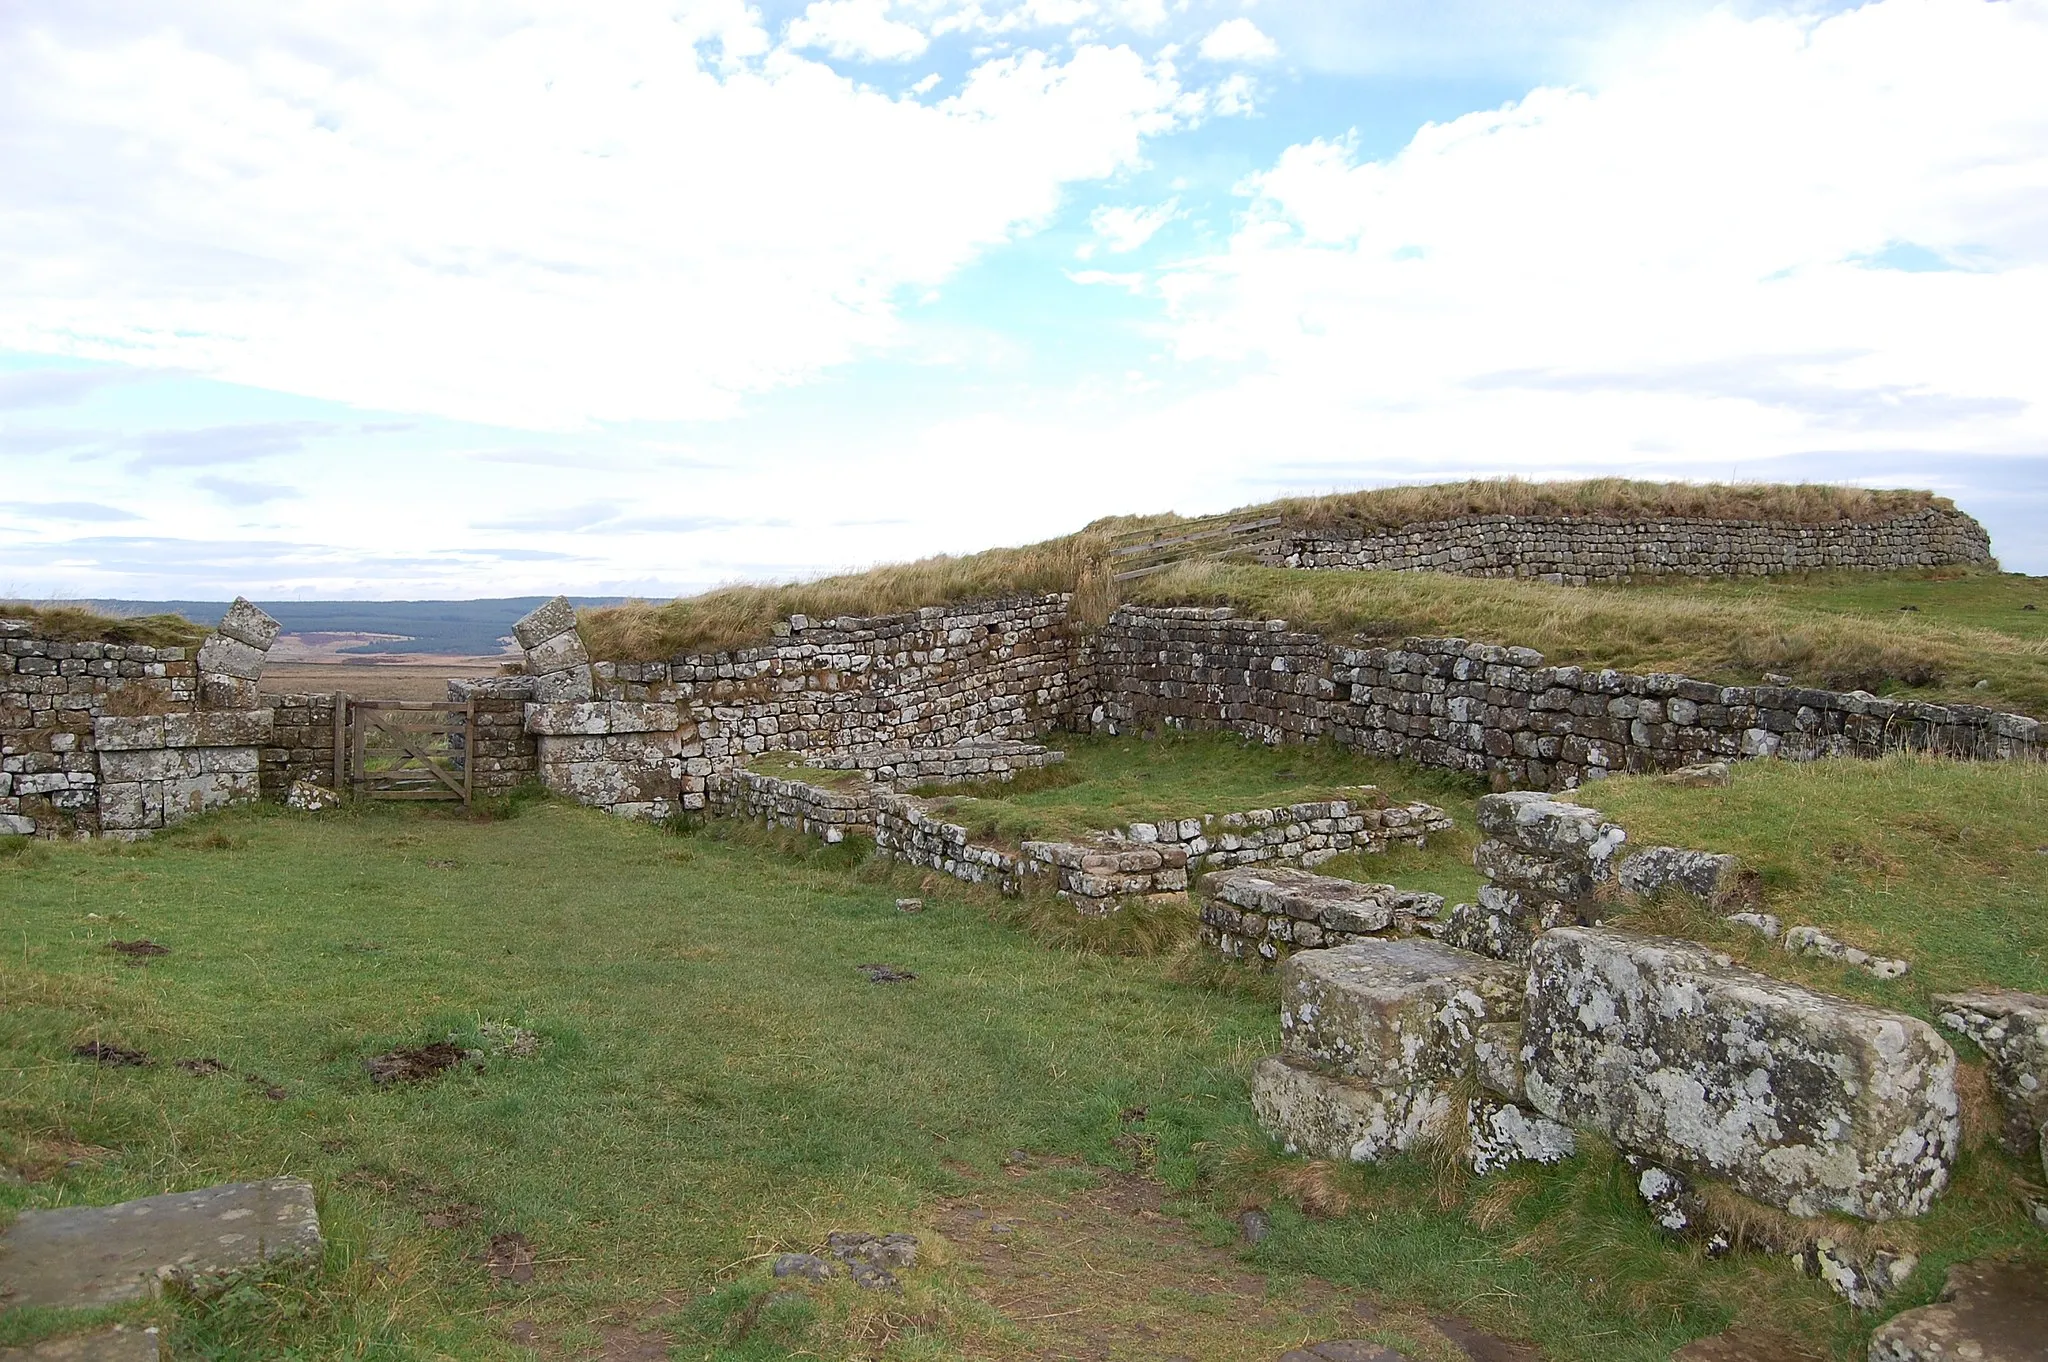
1867,1257 -> 2048,1362
182,710 -> 273,747
216,597 -> 281,651
195,634 -> 267,682
512,595 -> 578,649
0,1177 -> 321,1307
526,630 -> 591,677
1475,791 -> 1626,863
1616,846 -> 1741,903
0,813 -> 33,836
1465,1095 -> 1575,1175
1250,1053 -> 1456,1163
1934,989 -> 2048,1157
199,676 -> 262,710
1207,865 -> 1398,934
92,716 -> 166,751
1524,927 -> 1958,1220
1280,938 -> 1521,1084
531,666 -> 594,703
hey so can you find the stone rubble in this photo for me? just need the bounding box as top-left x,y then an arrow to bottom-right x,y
1784,926 -> 1912,980
1867,1256 -> 2048,1361
1200,865 -> 1443,962
1933,988 -> 2048,1159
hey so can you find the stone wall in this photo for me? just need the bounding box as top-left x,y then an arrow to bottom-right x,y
1096,607 -> 2042,788
263,693 -> 339,796
525,701 -> 709,820
1120,794 -> 1454,872
0,620 -> 219,837
593,595 -> 1088,758
1269,505 -> 1994,584
1201,865 -> 1445,962
95,711 -> 271,835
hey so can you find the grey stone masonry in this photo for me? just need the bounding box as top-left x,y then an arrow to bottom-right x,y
1523,927 -> 1959,1220
513,595 -> 594,703
194,597 -> 279,709
1200,865 -> 1444,962
525,700 -> 704,819
1,620 -> 197,837
1268,506 -> 1993,584
802,738 -> 1064,788
94,710 -> 272,835
1933,989 -> 2048,1159
1096,608 -> 2042,790
1121,791 -> 1454,872
1439,791 -> 1628,961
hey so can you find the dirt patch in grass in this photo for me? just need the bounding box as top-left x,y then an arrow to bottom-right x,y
934,1169 -> 1536,1362
485,1231 -> 538,1284
70,1040 -> 149,1067
177,1057 -> 229,1075
363,1041 -> 468,1085
106,939 -> 169,957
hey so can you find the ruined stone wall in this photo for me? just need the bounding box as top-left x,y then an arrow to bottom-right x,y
1096,607 -> 2042,788
597,595 -> 1088,758
1270,505 -> 1994,583
263,693 -> 339,796
1,622 -> 200,836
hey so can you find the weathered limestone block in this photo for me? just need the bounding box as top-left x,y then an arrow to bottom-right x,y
1524,928 -> 1958,1220
531,667 -> 594,703
0,1177 -> 321,1307
525,630 -> 591,677
1474,1021 -> 1527,1102
1475,791 -> 1626,865
1616,846 -> 1741,903
1250,1053 -> 1455,1163
1281,938 -> 1521,1083
1465,1095 -> 1575,1175
1867,1257 -> 2048,1361
1934,989 -> 2048,1156
216,597 -> 282,651
194,634 -> 267,682
512,595 -> 578,648
522,701 -> 681,736
1208,866 -> 1397,934
1472,838 -> 1597,900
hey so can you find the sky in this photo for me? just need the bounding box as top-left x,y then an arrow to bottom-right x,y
3,0 -> 2044,600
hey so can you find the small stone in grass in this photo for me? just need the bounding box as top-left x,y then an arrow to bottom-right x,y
895,898 -> 924,913
771,1253 -> 834,1282
1239,1207 -> 1271,1244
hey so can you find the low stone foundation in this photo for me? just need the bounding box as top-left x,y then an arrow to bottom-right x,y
1120,793 -> 1454,871
1200,865 -> 1444,962
93,711 -> 271,836
802,738 -> 1064,788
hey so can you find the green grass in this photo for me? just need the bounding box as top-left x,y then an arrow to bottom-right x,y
1129,564 -> 2048,717
1575,754 -> 2048,1012
2,792 -> 2040,1360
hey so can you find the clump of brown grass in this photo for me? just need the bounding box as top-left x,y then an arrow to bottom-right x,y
1263,478 -> 1943,533
1000,891 -> 1194,958
1,602 -> 209,648
580,529 -> 1113,660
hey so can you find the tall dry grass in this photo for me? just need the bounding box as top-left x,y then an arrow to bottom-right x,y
1260,478 -> 1942,532
0,602 -> 209,648
580,529 -> 1114,660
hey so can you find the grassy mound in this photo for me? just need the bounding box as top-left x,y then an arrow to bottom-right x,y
0,602 -> 208,649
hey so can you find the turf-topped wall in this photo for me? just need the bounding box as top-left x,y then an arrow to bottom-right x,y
1266,504 -> 1992,583
1093,606 -> 2043,787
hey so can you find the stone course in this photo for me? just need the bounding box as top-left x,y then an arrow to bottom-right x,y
1200,865 -> 1443,962
1269,506 -> 1993,584
1934,988 -> 2048,1160
1096,608 -> 2042,790
94,710 -> 272,836
1121,792 -> 1453,871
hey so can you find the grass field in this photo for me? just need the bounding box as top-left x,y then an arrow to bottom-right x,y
4,758 -> 2043,1361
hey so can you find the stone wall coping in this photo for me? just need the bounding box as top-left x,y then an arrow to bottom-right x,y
94,710 -> 274,750
524,701 -> 680,735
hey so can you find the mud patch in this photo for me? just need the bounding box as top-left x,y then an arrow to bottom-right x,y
72,1041 -> 150,1067
177,1057 -> 230,1076
107,939 -> 170,957
484,1231 -> 537,1284
858,963 -> 917,984
244,1073 -> 289,1100
365,1041 -> 470,1085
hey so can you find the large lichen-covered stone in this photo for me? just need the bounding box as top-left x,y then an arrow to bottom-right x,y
1281,939 -> 1521,1084
0,1177 -> 321,1308
215,597 -> 281,651
1615,846 -> 1741,904
1867,1257 -> 2048,1361
1206,865 -> 1401,934
1250,1053 -> 1455,1163
1524,928 -> 1958,1220
1474,791 -> 1626,866
194,634 -> 267,682
1933,988 -> 2048,1157
512,595 -> 578,649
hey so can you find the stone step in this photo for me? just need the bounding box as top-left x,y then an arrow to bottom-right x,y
0,1177 -> 321,1309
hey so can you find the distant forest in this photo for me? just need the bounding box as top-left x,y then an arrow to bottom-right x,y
90,598 -> 627,657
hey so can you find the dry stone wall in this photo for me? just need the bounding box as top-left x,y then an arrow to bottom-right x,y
1269,506 -> 1993,584
1097,607 -> 2042,788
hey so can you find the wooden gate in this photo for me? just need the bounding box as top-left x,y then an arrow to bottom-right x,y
342,699 -> 475,804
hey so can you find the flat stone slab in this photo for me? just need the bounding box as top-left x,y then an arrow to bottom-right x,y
1208,866 -> 1405,934
1524,928 -> 1958,1221
0,1329 -> 160,1362
1281,938 -> 1521,1084
0,1177 -> 321,1308
1868,1257 -> 2048,1362
1252,1053 -> 1455,1163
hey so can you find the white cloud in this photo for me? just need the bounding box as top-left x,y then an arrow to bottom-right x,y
787,0 -> 931,63
1157,0 -> 2048,474
1198,18 -> 1278,62
1087,198 -> 1177,253
0,3 -> 1192,428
